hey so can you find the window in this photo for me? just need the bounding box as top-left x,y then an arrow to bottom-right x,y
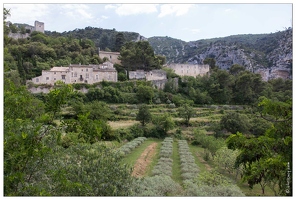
82,69 -> 83,71
36,78 -> 39,82
46,77 -> 49,80
96,75 -> 98,80
86,73 -> 89,78
54,72 -> 56,74
74,72 -> 77,77
71,72 -> 73,77
54,78 -> 56,80
86,69 -> 88,72
62,75 -> 66,80
110,55 -> 112,59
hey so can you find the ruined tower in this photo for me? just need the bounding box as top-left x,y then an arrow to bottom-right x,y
34,21 -> 44,33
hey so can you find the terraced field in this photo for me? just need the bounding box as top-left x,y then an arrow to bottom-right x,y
115,136 -> 275,196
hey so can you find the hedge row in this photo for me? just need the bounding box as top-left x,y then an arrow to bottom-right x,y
152,137 -> 174,176
178,140 -> 199,181
118,137 -> 147,155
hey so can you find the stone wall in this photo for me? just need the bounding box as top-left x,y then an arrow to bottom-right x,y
99,51 -> 121,64
167,63 -> 209,77
129,70 -> 146,80
129,69 -> 167,81
146,70 -> 167,81
8,32 -> 30,39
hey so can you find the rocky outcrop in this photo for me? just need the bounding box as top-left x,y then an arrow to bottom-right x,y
149,28 -> 292,81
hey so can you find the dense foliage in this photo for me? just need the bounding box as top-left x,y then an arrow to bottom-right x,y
4,8 -> 292,196
226,97 -> 292,196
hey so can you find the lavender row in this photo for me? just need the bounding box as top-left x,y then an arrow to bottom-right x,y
178,140 -> 199,181
152,137 -> 174,176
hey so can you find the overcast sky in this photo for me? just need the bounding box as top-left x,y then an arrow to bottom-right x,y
3,1 -> 293,42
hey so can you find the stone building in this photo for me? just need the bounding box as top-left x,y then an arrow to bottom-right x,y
7,20 -> 44,39
27,62 -> 117,85
167,63 -> 210,77
34,21 -> 44,33
129,69 -> 167,81
98,50 -> 121,64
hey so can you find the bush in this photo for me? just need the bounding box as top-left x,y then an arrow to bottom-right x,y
131,175 -> 183,196
178,140 -> 199,181
183,180 -> 245,196
152,137 -> 174,177
129,123 -> 145,138
117,137 -> 147,156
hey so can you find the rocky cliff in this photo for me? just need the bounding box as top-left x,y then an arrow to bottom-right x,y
148,28 -> 292,81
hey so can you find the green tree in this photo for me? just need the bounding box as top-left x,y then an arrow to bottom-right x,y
4,80 -> 73,195
203,57 -> 218,71
220,112 -> 250,134
226,97 -> 292,196
119,41 -> 162,71
77,112 -> 102,144
136,104 -> 152,126
207,69 -> 234,104
136,85 -> 154,103
229,64 -> 245,75
178,104 -> 195,126
152,113 -> 175,138
114,32 -> 125,52
213,146 -> 240,175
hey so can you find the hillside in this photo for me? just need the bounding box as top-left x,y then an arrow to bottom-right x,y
47,26 -> 292,81
45,27 -> 147,52
148,28 -> 292,81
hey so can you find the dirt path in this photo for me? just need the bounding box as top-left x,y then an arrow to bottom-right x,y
196,152 -> 212,171
131,142 -> 158,178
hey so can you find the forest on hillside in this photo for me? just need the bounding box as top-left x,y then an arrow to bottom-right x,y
3,8 -> 292,197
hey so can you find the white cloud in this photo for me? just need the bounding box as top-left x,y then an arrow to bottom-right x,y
4,4 -> 50,24
183,27 -> 201,34
158,4 -> 194,18
105,4 -> 158,16
105,4 -> 117,10
101,15 -> 109,19
61,4 -> 93,20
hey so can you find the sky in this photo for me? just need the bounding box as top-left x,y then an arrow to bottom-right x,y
3,1 -> 294,42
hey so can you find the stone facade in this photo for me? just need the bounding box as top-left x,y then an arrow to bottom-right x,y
27,62 -> 117,85
98,50 -> 121,64
34,21 -> 44,33
167,63 -> 210,77
129,69 -> 167,81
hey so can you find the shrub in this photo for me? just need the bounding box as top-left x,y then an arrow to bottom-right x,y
183,180 -> 245,196
131,175 -> 183,196
152,137 -> 174,177
117,137 -> 147,156
178,140 -> 199,181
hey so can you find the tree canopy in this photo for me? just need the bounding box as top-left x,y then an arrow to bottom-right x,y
119,41 -> 164,71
